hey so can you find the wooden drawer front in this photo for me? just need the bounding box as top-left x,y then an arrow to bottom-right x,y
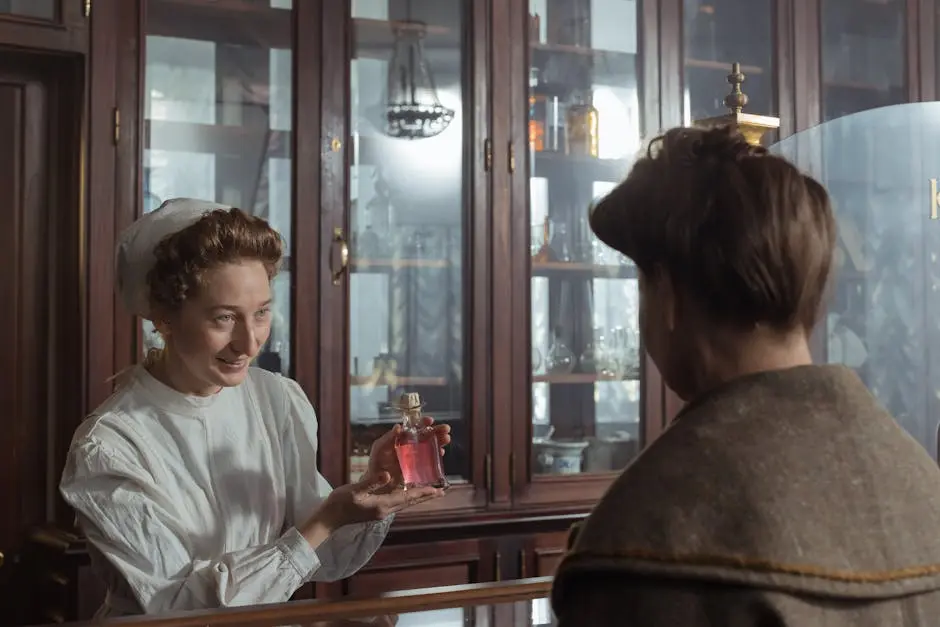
343,539 -> 495,597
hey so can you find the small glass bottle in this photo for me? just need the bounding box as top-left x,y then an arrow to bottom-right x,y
393,392 -> 449,490
528,68 -> 546,152
565,91 -> 600,158
546,326 -> 575,374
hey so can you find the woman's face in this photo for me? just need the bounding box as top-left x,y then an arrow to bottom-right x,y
158,260 -> 273,395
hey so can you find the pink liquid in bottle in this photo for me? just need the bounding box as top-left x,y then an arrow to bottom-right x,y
393,392 -> 449,490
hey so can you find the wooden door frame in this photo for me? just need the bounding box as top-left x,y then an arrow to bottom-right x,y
0,44 -> 86,623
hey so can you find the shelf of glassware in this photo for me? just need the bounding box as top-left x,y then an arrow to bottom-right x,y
529,243 -> 643,477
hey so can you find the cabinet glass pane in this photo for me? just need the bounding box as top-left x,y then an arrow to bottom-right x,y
0,0 -> 55,20
820,0 -> 905,122
347,0 -> 470,485
527,0 -> 643,476
771,103 -> 940,458
682,0 -> 774,129
140,0 -> 293,375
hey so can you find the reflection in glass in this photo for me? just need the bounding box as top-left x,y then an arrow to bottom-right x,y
682,0 -> 774,131
348,0 -> 470,485
531,597 -> 555,625
0,0 -> 55,19
528,0 -> 643,476
318,598 -> 555,625
771,103 -> 940,458
139,1 -> 293,374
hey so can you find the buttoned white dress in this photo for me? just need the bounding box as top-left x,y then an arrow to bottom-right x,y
59,365 -> 390,617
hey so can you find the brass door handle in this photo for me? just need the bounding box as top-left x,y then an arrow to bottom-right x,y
0,550 -> 4,568
331,227 -> 349,286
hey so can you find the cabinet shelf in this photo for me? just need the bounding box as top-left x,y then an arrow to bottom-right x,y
357,17 -> 450,36
350,375 -> 448,387
533,373 -> 639,384
530,41 -> 634,59
145,120 -> 291,159
824,80 -> 902,92
529,43 -> 638,91
351,410 -> 463,427
352,258 -> 450,271
531,151 -> 628,182
149,2 -> 453,52
685,58 -> 763,74
531,261 -> 636,279
354,18 -> 456,62
148,0 -> 291,47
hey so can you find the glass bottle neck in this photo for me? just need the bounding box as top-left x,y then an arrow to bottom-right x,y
400,408 -> 423,429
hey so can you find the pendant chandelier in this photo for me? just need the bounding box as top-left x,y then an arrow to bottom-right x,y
383,8 -> 454,140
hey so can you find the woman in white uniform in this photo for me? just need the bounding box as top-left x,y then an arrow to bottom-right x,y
59,198 -> 449,617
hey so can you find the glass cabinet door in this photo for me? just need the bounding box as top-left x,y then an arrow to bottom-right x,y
347,0 -> 471,487
526,0 -> 644,476
682,0 -> 774,128
139,0 -> 294,373
771,103 -> 940,459
820,0 -> 906,122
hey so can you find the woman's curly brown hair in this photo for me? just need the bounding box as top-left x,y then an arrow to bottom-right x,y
146,208 -> 283,314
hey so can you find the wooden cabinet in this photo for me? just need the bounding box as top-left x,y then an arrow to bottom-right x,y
343,539 -> 497,597
521,531 -> 569,578
0,0 -> 87,50
1,0 -> 940,623
512,0 -> 650,510
339,529 -> 569,598
683,0 -> 776,131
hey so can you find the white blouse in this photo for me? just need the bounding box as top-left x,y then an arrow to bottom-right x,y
59,365 -> 391,617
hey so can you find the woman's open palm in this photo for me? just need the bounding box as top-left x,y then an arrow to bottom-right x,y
323,471 -> 443,525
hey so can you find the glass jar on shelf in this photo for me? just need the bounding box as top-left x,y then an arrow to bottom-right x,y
529,68 -> 546,153
546,326 -> 575,374
549,219 -> 572,262
565,90 -> 599,158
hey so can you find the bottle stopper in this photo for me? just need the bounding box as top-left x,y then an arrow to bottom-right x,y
396,392 -> 425,412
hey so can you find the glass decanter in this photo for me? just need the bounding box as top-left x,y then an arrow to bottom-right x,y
393,392 -> 449,490
546,326 -> 575,374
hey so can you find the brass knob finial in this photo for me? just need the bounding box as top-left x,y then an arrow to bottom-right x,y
723,62 -> 748,115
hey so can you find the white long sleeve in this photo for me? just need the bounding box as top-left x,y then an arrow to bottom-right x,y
58,366 -> 391,616
62,436 -> 318,613
278,376 -> 392,582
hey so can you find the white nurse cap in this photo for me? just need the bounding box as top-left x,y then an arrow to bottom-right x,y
115,197 -> 230,319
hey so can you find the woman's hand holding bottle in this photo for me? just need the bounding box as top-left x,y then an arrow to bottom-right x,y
368,416 -> 451,491
300,471 -> 443,548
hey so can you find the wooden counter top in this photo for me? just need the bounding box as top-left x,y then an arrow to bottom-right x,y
49,577 -> 555,627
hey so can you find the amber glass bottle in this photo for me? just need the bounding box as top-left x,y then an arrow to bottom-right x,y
565,91 -> 599,157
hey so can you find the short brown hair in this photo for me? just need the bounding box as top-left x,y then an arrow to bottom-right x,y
147,208 -> 282,313
590,125 -> 836,332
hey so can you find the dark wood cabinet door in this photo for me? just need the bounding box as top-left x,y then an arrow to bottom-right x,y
135,0 -> 296,371
506,0 -> 657,511
0,48 -> 84,622
0,0 -> 87,52
522,531 -> 568,579
323,538 -> 497,599
317,0 -> 493,517
682,0 -> 777,137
